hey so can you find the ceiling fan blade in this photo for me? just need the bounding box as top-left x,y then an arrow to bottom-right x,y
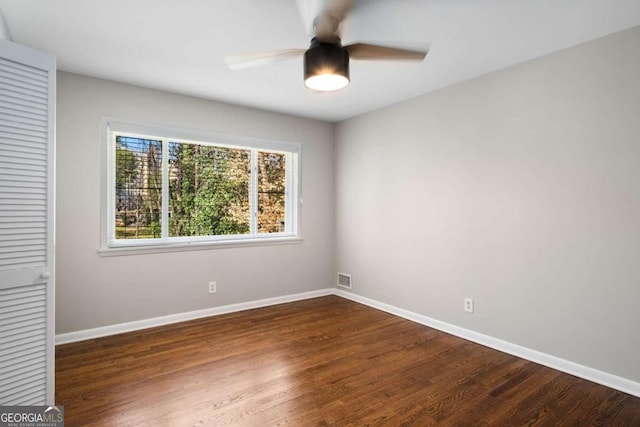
296,0 -> 325,37
314,0 -> 354,40
345,43 -> 428,61
325,0 -> 354,25
225,49 -> 306,70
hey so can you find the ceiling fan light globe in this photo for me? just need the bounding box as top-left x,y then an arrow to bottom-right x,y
304,38 -> 350,92
305,73 -> 349,91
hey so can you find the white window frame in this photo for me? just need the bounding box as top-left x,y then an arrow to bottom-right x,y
99,118 -> 302,256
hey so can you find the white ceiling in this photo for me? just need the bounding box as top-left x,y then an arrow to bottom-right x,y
1,0 -> 639,122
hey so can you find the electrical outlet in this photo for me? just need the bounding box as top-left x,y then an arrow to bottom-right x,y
464,297 -> 474,313
208,281 -> 217,294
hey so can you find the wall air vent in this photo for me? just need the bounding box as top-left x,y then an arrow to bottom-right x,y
337,272 -> 352,289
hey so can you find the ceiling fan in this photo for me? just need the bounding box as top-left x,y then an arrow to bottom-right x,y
224,0 -> 429,92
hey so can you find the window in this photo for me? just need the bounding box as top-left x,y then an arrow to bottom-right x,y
102,120 -> 300,253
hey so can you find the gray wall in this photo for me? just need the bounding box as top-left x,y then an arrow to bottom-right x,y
335,26 -> 640,382
56,72 -> 334,333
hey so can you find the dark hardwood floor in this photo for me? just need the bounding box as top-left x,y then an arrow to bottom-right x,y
56,296 -> 640,426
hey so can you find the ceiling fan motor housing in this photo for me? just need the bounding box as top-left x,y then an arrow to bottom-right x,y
304,38 -> 350,87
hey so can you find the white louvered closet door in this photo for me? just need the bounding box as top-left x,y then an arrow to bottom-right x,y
0,40 -> 55,405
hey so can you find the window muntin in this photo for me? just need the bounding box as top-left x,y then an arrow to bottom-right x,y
106,123 -> 299,249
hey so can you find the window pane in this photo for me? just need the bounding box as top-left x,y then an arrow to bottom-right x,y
168,142 -> 251,237
114,136 -> 162,239
258,151 -> 286,233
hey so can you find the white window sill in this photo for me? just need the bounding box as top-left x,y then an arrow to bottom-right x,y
98,236 -> 303,257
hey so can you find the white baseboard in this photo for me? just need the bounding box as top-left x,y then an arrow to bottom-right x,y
55,286 -> 640,399
55,288 -> 333,345
334,289 -> 640,399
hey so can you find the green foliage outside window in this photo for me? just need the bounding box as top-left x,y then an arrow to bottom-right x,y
169,142 -> 250,237
114,135 -> 288,241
